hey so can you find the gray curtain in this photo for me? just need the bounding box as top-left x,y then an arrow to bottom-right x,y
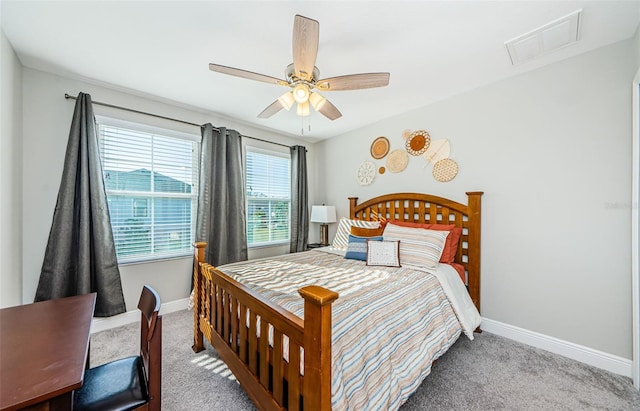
196,123 -> 247,266
289,145 -> 309,253
35,92 -> 126,317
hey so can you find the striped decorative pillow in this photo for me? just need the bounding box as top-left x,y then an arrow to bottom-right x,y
344,235 -> 383,261
331,218 -> 381,250
382,223 -> 449,270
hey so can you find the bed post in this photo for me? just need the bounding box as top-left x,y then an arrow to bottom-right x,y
465,192 -> 483,314
299,285 -> 339,411
192,242 -> 207,353
348,197 -> 358,219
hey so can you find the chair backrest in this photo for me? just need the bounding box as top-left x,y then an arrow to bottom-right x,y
137,285 -> 162,411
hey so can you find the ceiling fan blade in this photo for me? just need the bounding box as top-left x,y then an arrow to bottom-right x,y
315,73 -> 390,91
292,15 -> 319,81
258,100 -> 285,119
316,98 -> 342,120
209,63 -> 286,86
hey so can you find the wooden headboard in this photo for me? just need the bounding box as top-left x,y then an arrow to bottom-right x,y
349,192 -> 483,313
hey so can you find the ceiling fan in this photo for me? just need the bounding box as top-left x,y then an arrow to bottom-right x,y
209,15 -> 390,121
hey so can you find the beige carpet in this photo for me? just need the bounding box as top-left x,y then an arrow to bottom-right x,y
89,309 -> 640,410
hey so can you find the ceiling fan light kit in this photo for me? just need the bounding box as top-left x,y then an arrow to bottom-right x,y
208,15 -> 390,122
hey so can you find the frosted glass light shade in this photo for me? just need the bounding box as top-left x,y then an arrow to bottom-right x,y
277,91 -> 295,110
309,92 -> 327,111
296,101 -> 310,116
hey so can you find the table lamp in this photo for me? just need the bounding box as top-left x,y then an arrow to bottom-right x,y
310,205 -> 337,246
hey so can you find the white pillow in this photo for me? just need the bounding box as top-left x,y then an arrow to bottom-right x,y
331,218 -> 381,250
366,240 -> 401,267
382,223 -> 448,270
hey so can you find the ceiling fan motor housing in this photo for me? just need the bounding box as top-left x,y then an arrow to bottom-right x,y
285,63 -> 320,86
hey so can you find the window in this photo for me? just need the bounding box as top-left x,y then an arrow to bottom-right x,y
245,147 -> 291,247
97,118 -> 199,263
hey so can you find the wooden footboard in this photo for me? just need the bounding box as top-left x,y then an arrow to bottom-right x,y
192,242 -> 338,411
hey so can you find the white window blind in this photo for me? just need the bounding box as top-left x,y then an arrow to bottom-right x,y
97,119 -> 199,263
245,147 -> 291,246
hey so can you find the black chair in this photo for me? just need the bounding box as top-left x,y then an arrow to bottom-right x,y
74,285 -> 162,411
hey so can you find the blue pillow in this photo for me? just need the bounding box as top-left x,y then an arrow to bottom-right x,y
344,235 -> 383,261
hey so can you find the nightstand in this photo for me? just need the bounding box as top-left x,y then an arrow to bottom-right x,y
307,243 -> 325,250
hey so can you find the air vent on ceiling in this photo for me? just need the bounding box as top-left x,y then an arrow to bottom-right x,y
505,9 -> 582,65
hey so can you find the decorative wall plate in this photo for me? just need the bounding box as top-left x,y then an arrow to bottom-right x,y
405,130 -> 431,156
370,136 -> 390,159
386,150 -> 409,173
356,161 -> 376,185
432,158 -> 459,182
423,139 -> 450,166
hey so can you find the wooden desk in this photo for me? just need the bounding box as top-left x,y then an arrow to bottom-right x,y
0,293 -> 96,411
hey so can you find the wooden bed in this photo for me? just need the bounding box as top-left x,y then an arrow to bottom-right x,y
192,191 -> 482,411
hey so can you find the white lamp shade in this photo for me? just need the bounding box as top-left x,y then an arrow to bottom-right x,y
310,205 -> 337,223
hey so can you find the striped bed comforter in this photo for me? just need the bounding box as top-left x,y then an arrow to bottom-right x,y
218,249 -> 465,410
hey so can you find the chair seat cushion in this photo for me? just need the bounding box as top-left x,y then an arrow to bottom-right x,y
74,356 -> 148,411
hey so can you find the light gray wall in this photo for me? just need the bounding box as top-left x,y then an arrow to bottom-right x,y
0,28 -> 23,308
21,68 -> 318,311
636,24 -> 640,69
317,38 -> 636,359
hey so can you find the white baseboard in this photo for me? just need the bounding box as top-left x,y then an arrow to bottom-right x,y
90,298 -> 189,334
481,318 -> 632,378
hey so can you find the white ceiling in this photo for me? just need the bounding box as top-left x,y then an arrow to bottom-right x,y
2,1 -> 639,141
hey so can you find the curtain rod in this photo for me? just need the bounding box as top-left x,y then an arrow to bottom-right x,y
64,93 -> 293,149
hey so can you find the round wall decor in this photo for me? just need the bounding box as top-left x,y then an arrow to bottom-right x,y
370,136 -> 390,159
386,150 -> 409,173
432,158 -> 459,182
356,161 -> 376,185
405,130 -> 431,156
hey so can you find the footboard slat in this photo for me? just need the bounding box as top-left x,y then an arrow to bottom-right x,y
224,290 -> 231,344
288,341 -> 301,411
259,318 -> 269,388
231,297 -> 239,352
272,329 -> 284,405
216,285 -> 223,335
249,311 -> 258,375
239,303 -> 248,362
